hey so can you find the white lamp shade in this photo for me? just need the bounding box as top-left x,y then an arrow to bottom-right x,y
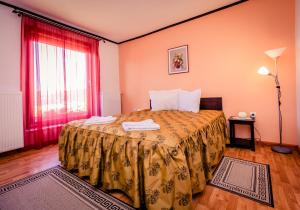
264,47 -> 286,59
258,66 -> 270,75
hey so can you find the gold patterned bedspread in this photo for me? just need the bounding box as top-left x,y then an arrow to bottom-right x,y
59,110 -> 229,210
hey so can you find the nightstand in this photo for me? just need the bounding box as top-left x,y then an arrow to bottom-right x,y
228,117 -> 255,151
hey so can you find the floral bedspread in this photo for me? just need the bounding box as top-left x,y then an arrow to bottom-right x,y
59,110 -> 229,210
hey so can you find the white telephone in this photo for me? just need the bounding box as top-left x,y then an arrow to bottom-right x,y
238,112 -> 247,118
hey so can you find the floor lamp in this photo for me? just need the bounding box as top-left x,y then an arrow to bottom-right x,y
257,47 -> 292,154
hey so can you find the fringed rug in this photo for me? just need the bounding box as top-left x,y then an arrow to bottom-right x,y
0,166 -> 135,210
209,156 -> 274,207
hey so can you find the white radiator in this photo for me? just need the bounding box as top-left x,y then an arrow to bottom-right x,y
0,92 -> 24,153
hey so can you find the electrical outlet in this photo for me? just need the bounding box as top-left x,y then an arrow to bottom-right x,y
250,112 -> 256,119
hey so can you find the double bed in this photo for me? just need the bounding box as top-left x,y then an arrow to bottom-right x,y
58,97 -> 229,210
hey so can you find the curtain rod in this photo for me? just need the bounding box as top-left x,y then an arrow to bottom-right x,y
13,9 -> 110,43
0,1 -> 117,44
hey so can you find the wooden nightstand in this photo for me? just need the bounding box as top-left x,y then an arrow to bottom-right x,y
228,117 -> 255,151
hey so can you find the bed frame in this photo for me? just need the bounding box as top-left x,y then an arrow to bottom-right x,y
150,97 -> 223,111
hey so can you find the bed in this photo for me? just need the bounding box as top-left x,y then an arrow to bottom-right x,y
58,97 -> 229,210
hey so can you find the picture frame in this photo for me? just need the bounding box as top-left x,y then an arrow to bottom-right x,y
168,45 -> 189,75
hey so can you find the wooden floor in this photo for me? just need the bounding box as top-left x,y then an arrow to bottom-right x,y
0,143 -> 299,210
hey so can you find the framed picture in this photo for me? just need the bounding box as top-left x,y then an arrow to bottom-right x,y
168,45 -> 189,75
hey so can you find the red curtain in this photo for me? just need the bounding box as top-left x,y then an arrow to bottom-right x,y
21,16 -> 100,148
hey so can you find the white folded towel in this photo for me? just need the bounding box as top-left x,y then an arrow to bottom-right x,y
122,119 -> 160,131
84,116 -> 116,125
122,119 -> 154,126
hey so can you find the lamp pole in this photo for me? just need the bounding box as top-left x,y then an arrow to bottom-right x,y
271,58 -> 292,154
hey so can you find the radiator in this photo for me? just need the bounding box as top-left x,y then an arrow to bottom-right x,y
0,92 -> 24,153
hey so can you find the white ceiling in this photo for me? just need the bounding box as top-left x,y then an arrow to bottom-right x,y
3,0 -> 241,43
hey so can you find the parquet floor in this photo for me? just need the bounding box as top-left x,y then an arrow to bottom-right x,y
0,143 -> 299,210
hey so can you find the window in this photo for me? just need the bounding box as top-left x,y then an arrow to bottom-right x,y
33,42 -> 88,121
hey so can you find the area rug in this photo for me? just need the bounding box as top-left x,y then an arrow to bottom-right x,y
0,166 -> 135,210
209,156 -> 274,207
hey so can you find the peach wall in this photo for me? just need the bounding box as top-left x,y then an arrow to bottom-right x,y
119,0 -> 296,145
296,0 -> 300,146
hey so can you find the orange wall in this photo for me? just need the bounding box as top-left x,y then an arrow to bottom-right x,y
119,0 -> 296,144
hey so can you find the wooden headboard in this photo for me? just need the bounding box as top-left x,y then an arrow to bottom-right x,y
149,97 -> 222,111
200,97 -> 222,110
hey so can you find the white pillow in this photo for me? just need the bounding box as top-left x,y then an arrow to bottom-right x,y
178,89 -> 201,113
149,89 -> 179,111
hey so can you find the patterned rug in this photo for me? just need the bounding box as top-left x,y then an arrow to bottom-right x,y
0,166 -> 135,210
209,156 -> 274,207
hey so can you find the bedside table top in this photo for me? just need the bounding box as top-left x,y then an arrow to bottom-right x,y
229,116 -> 255,122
